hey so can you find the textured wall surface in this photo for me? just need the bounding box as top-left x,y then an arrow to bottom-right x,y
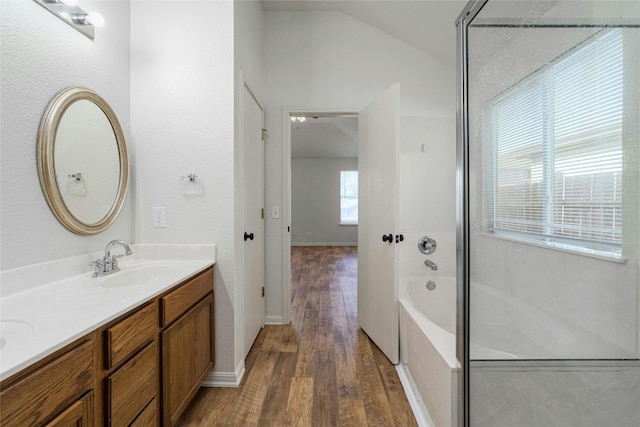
0,0 -> 132,271
130,0 -> 236,374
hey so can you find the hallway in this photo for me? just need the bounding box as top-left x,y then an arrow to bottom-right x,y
177,246 -> 417,426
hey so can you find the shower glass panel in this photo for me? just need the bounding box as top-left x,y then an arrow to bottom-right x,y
461,0 -> 640,425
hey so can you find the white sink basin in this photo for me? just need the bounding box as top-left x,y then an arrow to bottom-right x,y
99,264 -> 179,288
0,320 -> 34,352
75,262 -> 182,289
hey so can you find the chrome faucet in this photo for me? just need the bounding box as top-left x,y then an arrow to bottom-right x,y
90,240 -> 133,277
424,259 -> 438,271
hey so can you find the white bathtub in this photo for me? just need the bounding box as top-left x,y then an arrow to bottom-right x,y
399,275 -> 460,427
399,276 -> 640,427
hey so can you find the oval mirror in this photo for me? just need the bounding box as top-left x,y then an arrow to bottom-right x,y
37,87 -> 129,235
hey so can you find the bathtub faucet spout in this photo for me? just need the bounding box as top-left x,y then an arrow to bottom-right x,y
424,259 -> 438,271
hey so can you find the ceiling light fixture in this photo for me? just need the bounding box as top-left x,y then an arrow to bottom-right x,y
290,116 -> 306,130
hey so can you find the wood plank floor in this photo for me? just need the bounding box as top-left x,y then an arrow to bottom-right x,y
177,246 -> 417,426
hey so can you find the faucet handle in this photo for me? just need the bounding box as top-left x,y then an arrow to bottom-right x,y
89,259 -> 103,267
418,236 -> 437,255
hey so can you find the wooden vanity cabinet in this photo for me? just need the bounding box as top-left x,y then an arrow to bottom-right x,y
0,339 -> 94,427
0,266 -> 214,427
160,268 -> 214,427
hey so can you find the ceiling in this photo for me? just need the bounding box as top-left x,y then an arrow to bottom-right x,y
264,1 -> 468,159
261,0 -> 469,66
290,116 -> 358,159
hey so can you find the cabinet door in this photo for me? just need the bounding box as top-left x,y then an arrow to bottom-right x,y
161,294 -> 214,426
45,391 -> 93,427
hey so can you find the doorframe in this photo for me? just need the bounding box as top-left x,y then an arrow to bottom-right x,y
239,71 -> 265,358
281,108 -> 359,324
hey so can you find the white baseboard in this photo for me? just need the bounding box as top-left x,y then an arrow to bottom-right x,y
396,364 -> 434,427
265,315 -> 284,325
291,242 -> 357,247
201,360 -> 245,388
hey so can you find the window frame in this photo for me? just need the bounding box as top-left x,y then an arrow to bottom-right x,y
339,170 -> 358,225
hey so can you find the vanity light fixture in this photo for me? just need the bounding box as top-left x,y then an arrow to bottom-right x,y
34,0 -> 105,40
71,11 -> 105,27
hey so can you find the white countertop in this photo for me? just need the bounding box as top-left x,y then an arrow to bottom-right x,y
0,244 -> 215,382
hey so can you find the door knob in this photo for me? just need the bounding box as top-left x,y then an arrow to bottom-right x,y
244,232 -> 254,241
382,233 -> 393,243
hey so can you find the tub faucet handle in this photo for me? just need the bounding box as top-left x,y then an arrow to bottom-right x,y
418,236 -> 437,255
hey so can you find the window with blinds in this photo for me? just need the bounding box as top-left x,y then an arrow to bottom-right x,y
486,29 -> 623,258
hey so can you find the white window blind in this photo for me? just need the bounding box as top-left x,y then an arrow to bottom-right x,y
486,29 -> 623,257
340,171 -> 358,224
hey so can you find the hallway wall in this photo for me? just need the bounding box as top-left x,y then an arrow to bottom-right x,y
130,0 -> 237,375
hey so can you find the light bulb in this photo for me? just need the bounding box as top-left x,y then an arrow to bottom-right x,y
85,12 -> 104,27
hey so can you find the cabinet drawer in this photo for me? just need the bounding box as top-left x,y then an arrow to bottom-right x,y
0,339 -> 94,427
130,398 -> 157,427
160,267 -> 213,327
105,302 -> 157,370
106,342 -> 157,427
45,391 -> 93,427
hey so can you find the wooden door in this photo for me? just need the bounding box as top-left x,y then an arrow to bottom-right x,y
242,80 -> 265,357
357,83 -> 400,364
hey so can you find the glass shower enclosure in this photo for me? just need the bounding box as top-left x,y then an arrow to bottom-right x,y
456,1 -> 639,426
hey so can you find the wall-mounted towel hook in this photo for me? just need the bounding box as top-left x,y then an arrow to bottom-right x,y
65,172 -> 87,195
179,172 -> 204,196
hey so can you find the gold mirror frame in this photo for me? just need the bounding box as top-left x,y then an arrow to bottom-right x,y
37,87 -> 129,235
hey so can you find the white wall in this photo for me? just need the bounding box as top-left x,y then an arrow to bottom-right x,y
291,157 -> 358,245
399,116 -> 457,280
0,0 -> 132,271
130,0 -> 237,375
400,117 -> 456,234
263,10 -> 456,320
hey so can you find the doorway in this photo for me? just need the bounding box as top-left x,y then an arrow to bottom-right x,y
282,111 -> 359,325
282,84 -> 401,365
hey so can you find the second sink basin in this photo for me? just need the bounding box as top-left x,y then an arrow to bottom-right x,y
0,320 -> 35,352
